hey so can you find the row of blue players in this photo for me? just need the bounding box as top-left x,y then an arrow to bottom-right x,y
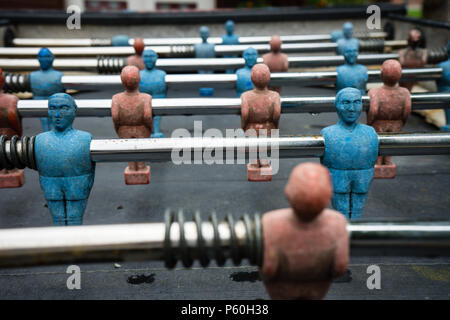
30,21 -> 388,133
31,39 -> 450,133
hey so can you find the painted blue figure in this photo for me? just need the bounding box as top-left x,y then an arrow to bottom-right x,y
437,41 -> 450,131
330,29 -> 344,42
112,34 -> 130,46
30,48 -> 64,131
321,88 -> 378,220
336,22 -> 359,55
336,43 -> 368,94
139,49 -> 167,138
194,26 -> 215,96
222,20 -> 240,74
35,93 -> 95,226
236,47 -> 258,97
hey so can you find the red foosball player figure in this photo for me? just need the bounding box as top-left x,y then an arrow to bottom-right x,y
127,38 -> 145,70
241,64 -> 281,182
111,65 -> 153,185
0,68 -> 23,188
399,29 -> 427,92
261,162 -> 349,300
367,59 -> 411,179
262,35 -> 289,93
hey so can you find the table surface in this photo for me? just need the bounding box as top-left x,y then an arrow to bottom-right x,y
0,83 -> 449,300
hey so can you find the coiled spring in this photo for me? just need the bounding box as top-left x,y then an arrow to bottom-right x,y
0,135 -> 37,171
169,45 -> 195,58
354,31 -> 378,40
97,56 -> 126,74
428,47 -> 448,64
360,39 -> 386,53
3,73 -> 31,93
164,209 -> 263,269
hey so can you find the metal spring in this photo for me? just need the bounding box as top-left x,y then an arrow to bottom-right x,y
428,47 -> 448,64
0,135 -> 37,171
359,39 -> 385,53
164,209 -> 263,269
3,73 -> 31,93
97,56 -> 126,74
169,45 -> 195,58
354,31 -> 374,39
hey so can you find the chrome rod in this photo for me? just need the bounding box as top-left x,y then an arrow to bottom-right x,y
0,219 -> 448,268
89,133 -> 450,163
60,68 -> 443,91
348,221 -> 450,257
15,93 -> 450,118
3,68 -> 444,93
0,54 -> 399,72
11,31 -> 388,47
0,40 -> 406,58
0,219 -> 250,268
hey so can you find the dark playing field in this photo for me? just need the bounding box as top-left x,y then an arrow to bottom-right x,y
0,84 -> 449,299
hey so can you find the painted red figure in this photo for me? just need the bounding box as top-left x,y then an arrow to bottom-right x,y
241,64 -> 281,181
368,59 -> 411,179
0,68 -> 24,188
261,162 -> 349,300
262,35 -> 289,93
399,29 -> 427,91
111,66 -> 153,184
127,38 -> 145,70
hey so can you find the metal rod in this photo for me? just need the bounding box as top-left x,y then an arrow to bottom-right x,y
0,40 -> 406,58
11,32 -> 389,47
89,133 -> 450,163
60,68 -> 443,91
15,93 -> 450,118
0,220 -> 248,268
0,219 -> 448,268
348,221 -> 450,257
0,54 -> 400,72
3,68 -> 443,93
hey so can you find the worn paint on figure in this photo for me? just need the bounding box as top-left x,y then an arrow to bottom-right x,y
261,162 -> 349,300
127,38 -> 145,70
0,68 -> 24,188
368,59 -> 411,178
112,66 -> 152,185
321,87 -> 378,220
263,35 -> 288,93
241,64 -> 281,181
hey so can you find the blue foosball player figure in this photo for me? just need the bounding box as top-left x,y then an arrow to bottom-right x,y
194,26 -> 215,97
336,22 -> 359,55
336,43 -> 368,94
112,34 -> 130,46
437,41 -> 450,131
30,48 -> 64,132
35,93 -> 95,226
222,20 -> 239,74
330,22 -> 351,42
321,88 -> 378,220
236,47 -> 258,97
139,49 -> 167,138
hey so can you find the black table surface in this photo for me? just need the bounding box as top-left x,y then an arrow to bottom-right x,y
0,84 -> 449,300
